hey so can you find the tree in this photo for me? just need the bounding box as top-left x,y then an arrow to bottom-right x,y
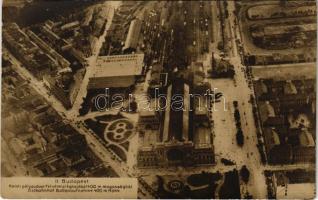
236,129 -> 244,146
129,100 -> 138,113
217,41 -> 224,51
234,109 -> 241,122
180,185 -> 191,197
236,121 -> 241,128
221,158 -> 235,166
240,165 -> 250,183
233,101 -> 238,108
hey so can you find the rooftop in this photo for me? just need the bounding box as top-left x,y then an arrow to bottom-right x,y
92,54 -> 144,78
123,18 -> 142,50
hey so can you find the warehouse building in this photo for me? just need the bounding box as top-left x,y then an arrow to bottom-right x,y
88,54 -> 144,90
123,18 -> 142,53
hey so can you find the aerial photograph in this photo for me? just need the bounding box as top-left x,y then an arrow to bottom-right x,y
1,0 -> 316,199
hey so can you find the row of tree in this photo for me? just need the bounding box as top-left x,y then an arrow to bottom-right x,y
233,101 -> 244,146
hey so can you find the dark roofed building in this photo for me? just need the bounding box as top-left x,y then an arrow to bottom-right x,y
268,145 -> 293,164
138,79 -> 214,168
138,110 -> 160,130
293,146 -> 315,163
148,62 -> 165,97
263,116 -> 286,127
255,78 -> 316,165
285,169 -> 315,184
162,79 -> 190,142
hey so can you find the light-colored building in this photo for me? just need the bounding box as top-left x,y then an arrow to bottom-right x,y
88,54 -> 144,89
123,19 -> 142,52
60,21 -> 80,31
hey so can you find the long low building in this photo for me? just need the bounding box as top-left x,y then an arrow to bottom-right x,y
88,54 -> 144,90
123,19 -> 142,52
251,23 -> 317,38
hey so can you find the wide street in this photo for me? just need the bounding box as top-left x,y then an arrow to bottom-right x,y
207,1 -> 267,197
68,1 -> 117,119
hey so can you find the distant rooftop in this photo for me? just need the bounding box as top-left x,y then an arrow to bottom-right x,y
3,0 -> 30,7
264,23 -> 316,36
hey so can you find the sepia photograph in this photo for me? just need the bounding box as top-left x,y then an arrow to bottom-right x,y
1,0 -> 316,199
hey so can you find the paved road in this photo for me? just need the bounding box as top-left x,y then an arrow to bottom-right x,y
69,2 -> 117,119
4,49 -> 67,115
222,1 -> 315,197
216,1 -> 268,198
73,122 -> 155,198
